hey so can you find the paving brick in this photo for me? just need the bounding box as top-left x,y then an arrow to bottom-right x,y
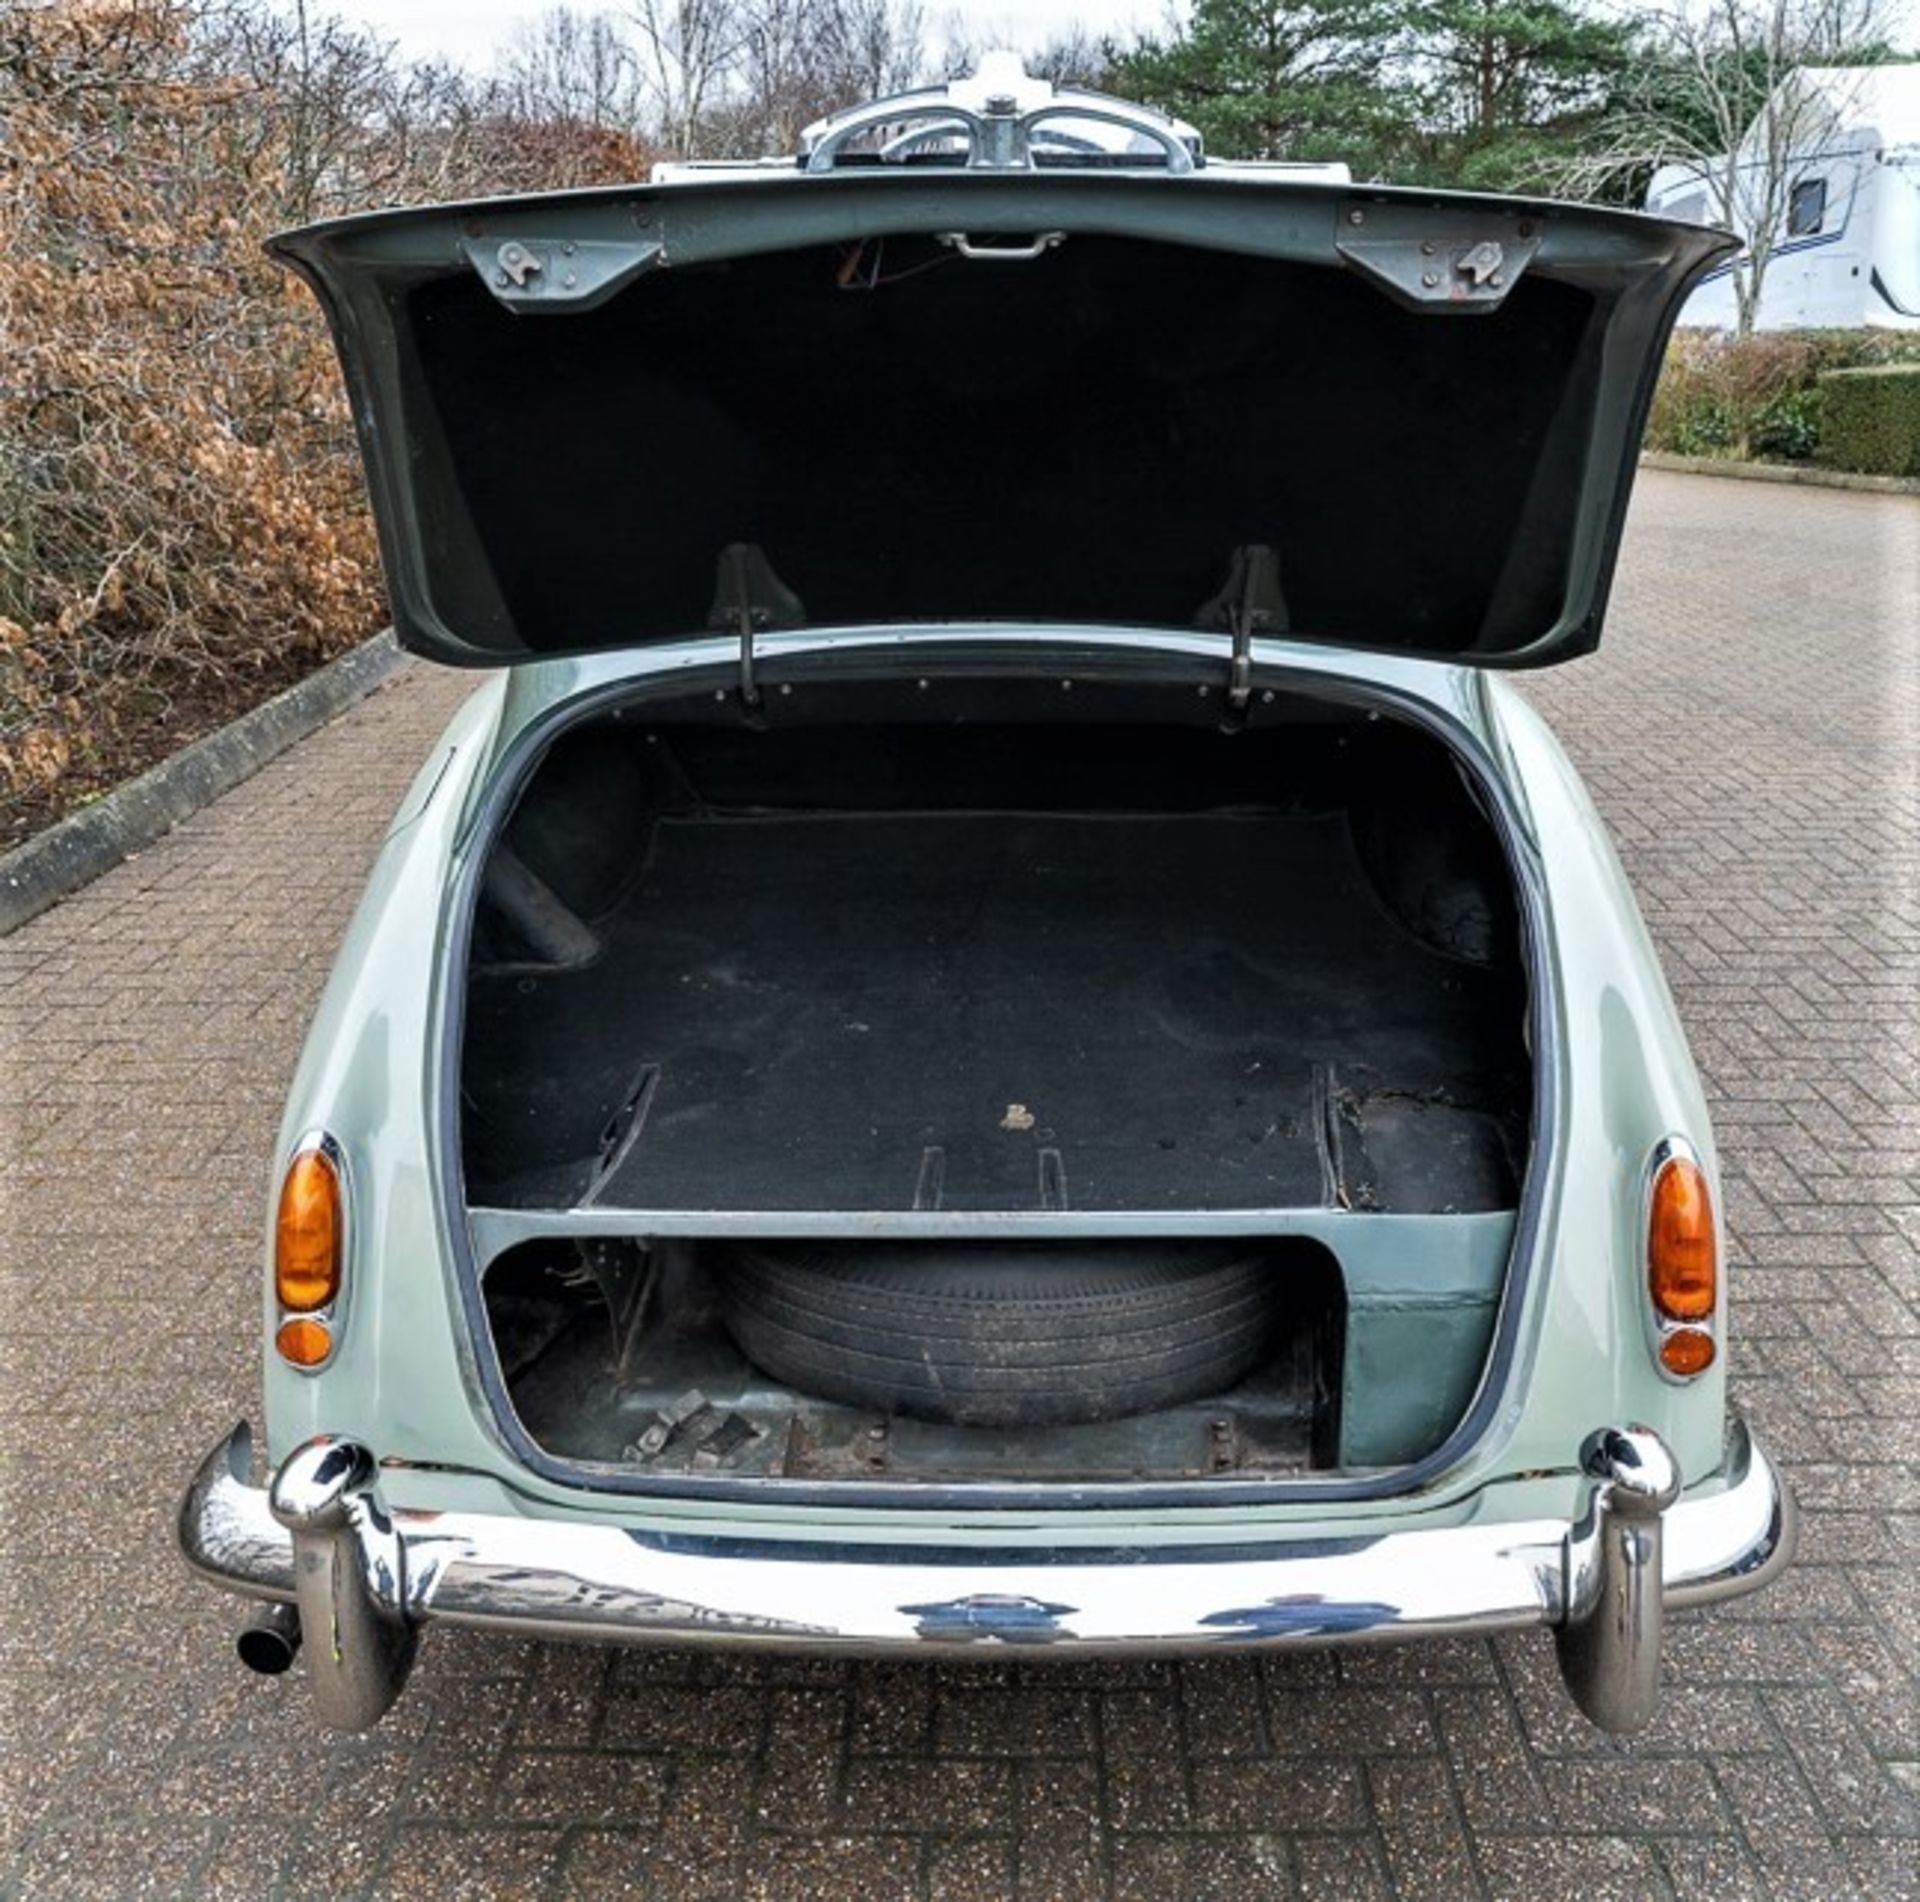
1179,1657 -> 1272,1757
3,475 -> 1917,1897
1293,1832 -> 1392,1900
927,1833 -> 1017,1901
1475,1832 -> 1676,1902
736,1832 -> 921,1900
936,1685 -> 1096,1757
495,1746 -> 669,1825
756,1686 -> 850,1832
1655,1838 -> 1771,1902
840,1758 -> 1016,1833
1016,1757 -> 1106,1897
1188,1758 -> 1368,1832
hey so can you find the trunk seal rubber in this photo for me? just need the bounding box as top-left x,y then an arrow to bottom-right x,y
431,638 -> 1559,1512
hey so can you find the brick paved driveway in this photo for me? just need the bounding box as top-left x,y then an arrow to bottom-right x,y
2,471 -> 1915,1900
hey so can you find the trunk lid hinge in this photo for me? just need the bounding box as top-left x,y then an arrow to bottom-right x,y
708,543 -> 806,713
1198,544 -> 1289,712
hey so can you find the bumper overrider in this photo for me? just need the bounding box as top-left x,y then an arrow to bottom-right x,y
179,1418 -> 1793,1734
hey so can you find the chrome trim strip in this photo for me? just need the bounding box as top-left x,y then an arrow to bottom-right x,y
180,1418 -> 1792,1733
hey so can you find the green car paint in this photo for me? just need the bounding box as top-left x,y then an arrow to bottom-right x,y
240,95 -> 1736,1550
260,631 -> 1727,1537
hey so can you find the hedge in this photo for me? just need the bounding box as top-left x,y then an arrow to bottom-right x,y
1648,330 -> 1920,472
1814,365 -> 1920,479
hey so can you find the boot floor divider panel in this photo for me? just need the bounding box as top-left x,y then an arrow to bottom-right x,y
462,809 -> 1527,1216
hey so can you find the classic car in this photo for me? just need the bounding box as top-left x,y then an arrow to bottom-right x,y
178,56 -> 1793,1733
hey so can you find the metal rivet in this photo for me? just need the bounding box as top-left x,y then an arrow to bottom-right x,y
1489,273 -> 1504,289
563,273 -> 578,289
563,241 -> 577,256
779,683 -> 793,696
713,689 -> 727,702
1421,239 -> 1436,256
494,271 -> 510,286
1261,690 -> 1275,704
1197,685 -> 1211,698
1060,679 -> 1073,691
1347,208 -> 1365,226
1422,271 -> 1439,289
916,678 -> 930,691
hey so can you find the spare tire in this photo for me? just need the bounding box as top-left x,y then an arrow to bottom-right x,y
718,1240 -> 1274,1429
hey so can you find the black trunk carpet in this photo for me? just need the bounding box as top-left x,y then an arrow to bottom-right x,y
463,812 -> 1527,1213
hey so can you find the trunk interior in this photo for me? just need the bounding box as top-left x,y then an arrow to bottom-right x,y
461,672 -> 1533,1484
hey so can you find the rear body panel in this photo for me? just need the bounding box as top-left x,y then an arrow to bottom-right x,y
259,631 -> 1724,1528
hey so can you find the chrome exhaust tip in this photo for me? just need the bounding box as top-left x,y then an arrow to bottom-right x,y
237,1600 -> 302,1676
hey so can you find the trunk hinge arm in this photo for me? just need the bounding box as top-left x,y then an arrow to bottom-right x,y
737,613 -> 761,710
707,543 -> 807,713
1197,544 -> 1288,712
1228,613 -> 1255,711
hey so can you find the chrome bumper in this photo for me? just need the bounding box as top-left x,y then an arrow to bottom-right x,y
180,1418 -> 1792,1735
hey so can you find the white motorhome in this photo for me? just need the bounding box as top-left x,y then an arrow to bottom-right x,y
1646,63 -> 1920,330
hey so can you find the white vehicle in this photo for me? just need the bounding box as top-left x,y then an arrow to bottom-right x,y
1647,63 -> 1920,330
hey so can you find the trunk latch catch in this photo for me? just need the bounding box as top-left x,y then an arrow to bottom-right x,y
1336,204 -> 1542,312
463,234 -> 664,312
708,544 -> 807,712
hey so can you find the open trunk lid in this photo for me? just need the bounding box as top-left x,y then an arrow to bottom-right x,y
271,71 -> 1733,671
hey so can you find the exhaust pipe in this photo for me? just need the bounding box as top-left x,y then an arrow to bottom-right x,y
237,1601 -> 302,1675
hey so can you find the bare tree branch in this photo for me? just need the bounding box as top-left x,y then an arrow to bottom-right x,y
1551,0 -> 1893,334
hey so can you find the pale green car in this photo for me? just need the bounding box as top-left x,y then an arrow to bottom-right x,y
179,61 -> 1792,1734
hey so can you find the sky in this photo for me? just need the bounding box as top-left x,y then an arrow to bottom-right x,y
340,1 -> 1170,72
338,0 -> 1920,79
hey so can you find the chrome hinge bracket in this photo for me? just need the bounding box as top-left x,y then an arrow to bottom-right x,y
707,543 -> 806,713
1335,203 -> 1544,313
462,235 -> 664,313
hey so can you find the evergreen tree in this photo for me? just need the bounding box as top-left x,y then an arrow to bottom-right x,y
1397,0 -> 1633,188
1108,0 -> 1410,171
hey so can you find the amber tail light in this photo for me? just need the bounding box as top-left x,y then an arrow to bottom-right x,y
1647,1144 -> 1716,1377
275,1316 -> 334,1367
274,1140 -> 344,1367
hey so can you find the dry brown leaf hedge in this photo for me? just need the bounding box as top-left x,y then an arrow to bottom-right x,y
1,0 -> 646,846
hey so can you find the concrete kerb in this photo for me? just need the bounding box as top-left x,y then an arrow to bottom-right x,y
0,630 -> 407,937
1641,450 -> 1920,495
